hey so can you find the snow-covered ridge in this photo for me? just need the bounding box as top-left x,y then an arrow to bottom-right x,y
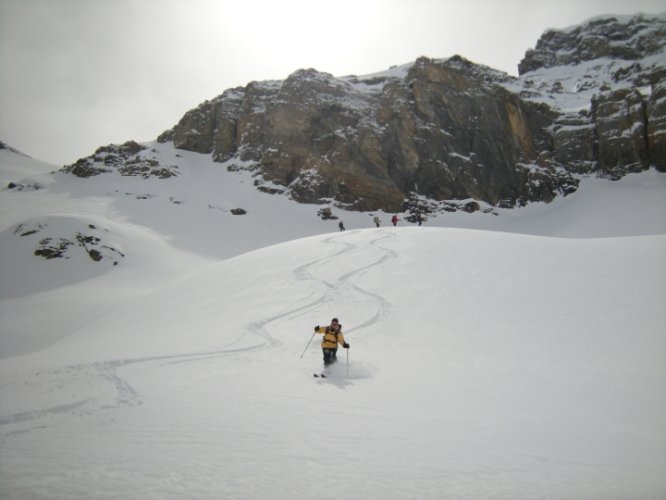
522,13 -> 666,70
510,13 -> 666,112
0,141 -> 28,157
332,14 -> 666,117
333,13 -> 666,116
559,11 -> 666,37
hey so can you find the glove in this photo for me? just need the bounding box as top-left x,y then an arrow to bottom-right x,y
343,343 -> 350,349
314,325 -> 320,332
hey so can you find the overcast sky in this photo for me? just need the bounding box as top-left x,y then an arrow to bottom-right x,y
1,0 -> 664,166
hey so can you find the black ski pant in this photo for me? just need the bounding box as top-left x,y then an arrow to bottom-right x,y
322,348 -> 338,366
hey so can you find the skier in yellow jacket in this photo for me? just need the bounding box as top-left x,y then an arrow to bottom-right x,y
314,318 -> 349,368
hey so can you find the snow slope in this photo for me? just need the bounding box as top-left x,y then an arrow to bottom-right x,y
1,228 -> 664,499
3,141 -> 664,359
1,144 -> 665,499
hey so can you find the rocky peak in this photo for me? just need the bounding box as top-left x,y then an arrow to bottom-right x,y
281,68 -> 348,100
519,13 -> 666,74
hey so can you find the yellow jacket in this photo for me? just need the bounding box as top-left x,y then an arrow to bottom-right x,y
315,326 -> 346,349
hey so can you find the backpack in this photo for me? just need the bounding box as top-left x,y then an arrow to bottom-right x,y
324,325 -> 342,343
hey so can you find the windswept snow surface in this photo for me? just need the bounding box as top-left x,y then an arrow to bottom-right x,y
1,144 -> 665,499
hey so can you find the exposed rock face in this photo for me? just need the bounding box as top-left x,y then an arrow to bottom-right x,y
157,58 -> 579,211
520,14 -> 666,177
548,87 -> 656,180
402,58 -> 570,208
593,89 -> 651,178
647,79 -> 666,171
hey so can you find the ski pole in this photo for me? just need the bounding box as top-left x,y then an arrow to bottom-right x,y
300,331 -> 317,358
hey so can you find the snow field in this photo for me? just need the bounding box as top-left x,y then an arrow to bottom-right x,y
1,227 -> 664,499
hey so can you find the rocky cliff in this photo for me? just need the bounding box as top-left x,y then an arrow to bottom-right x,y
517,14 -> 666,179
69,14 -> 666,214
157,58 -> 582,212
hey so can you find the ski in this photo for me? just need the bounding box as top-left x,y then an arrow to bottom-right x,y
313,373 -> 327,378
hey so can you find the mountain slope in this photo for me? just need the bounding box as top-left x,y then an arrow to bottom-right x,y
1,227 -> 664,499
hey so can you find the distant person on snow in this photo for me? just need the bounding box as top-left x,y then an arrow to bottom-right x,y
416,213 -> 423,226
339,221 -> 345,231
314,318 -> 349,368
373,216 -> 381,228
391,214 -> 400,226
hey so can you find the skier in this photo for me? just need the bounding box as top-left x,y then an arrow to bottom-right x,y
391,214 -> 399,226
339,221 -> 345,231
416,213 -> 423,226
313,318 -> 349,373
373,216 -> 381,228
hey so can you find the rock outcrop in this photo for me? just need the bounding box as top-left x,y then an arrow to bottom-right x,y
157,57 -> 580,212
14,220 -> 125,265
63,141 -> 179,179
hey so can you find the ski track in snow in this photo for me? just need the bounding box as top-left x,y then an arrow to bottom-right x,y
234,230 -> 397,348
0,400 -> 90,427
345,233 -> 396,334
240,234 -> 357,348
0,230 -> 398,427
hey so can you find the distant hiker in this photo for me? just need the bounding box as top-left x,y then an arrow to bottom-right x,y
314,318 -> 349,368
416,213 -> 423,226
339,221 -> 345,231
391,214 -> 399,226
373,216 -> 381,228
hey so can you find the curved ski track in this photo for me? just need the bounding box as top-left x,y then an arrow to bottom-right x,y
243,230 -> 397,347
0,230 -> 398,426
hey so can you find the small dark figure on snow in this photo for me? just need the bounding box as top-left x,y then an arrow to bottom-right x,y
373,216 -> 381,228
314,318 -> 349,368
416,213 -> 423,226
339,221 -> 345,231
391,214 -> 400,226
